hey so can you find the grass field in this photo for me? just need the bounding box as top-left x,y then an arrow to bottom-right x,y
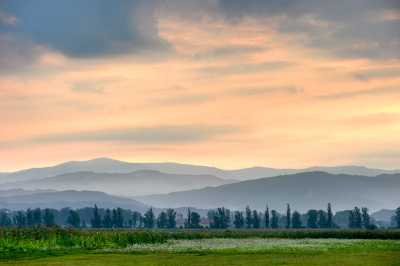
1,227 -> 399,265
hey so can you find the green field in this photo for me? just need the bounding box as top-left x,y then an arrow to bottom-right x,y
1,228 -> 399,265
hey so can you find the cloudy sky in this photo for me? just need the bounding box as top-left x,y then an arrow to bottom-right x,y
1,0 -> 399,172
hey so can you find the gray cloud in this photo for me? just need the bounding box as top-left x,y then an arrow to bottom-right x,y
232,86 -> 304,96
318,85 -> 400,100
0,0 -> 169,58
71,82 -> 106,94
198,61 -> 296,76
33,124 -> 247,143
217,0 -> 400,59
217,0 -> 398,24
0,35 -> 48,75
356,67 -> 400,79
194,45 -> 265,60
154,94 -> 214,105
352,74 -> 370,83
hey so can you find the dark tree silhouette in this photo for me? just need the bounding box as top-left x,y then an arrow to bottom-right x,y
348,210 -> 356,229
211,207 -> 230,229
116,207 -> 124,228
33,208 -> 42,226
91,204 -> 102,228
361,207 -> 370,229
318,210 -> 327,228
307,210 -> 318,228
354,207 -> 362,229
252,210 -> 261,229
166,209 -> 177,229
157,211 -> 167,229
190,212 -> 201,228
327,203 -> 333,229
14,211 -> 26,228
43,208 -> 55,227
234,211 -> 244,229
395,207 -> 400,229
271,210 -> 279,229
143,207 -> 155,228
264,205 -> 269,228
185,208 -> 192,228
103,209 -> 112,228
285,204 -> 291,229
26,208 -> 34,227
66,210 -> 80,228
291,210 -> 302,228
0,212 -> 12,227
245,206 -> 252,229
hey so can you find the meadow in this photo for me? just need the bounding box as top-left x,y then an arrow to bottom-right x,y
1,227 -> 400,265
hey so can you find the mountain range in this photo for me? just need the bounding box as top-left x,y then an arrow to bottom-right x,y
134,172 -> 400,213
0,170 -> 237,196
2,158 -> 400,184
2,158 -> 400,215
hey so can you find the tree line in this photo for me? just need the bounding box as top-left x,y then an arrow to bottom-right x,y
1,205 -> 400,229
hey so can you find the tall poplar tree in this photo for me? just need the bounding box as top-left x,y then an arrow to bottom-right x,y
245,206 -> 252,229
116,207 -> 124,228
14,211 -> 26,228
103,209 -> 112,228
91,204 -> 102,228
185,208 -> 192,228
112,209 -> 118,228
43,208 -> 55,227
234,211 -> 244,229
252,210 -> 260,228
33,208 -> 42,226
285,204 -> 291,229
264,205 -> 270,228
143,207 -> 155,228
361,207 -> 370,228
354,207 -> 362,229
327,203 -> 333,229
271,210 -> 279,229
348,210 -> 356,228
157,212 -> 167,228
26,208 -> 35,227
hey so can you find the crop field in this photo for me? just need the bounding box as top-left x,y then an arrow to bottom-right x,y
1,227 -> 400,265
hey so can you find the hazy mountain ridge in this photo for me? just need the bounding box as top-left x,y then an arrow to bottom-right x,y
371,209 -> 396,221
0,190 -> 210,217
0,190 -> 146,207
0,170 -> 238,196
3,158 -> 400,184
134,172 -> 400,213
0,189 -> 58,197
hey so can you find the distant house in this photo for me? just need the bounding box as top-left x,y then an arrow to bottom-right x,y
176,219 -> 212,228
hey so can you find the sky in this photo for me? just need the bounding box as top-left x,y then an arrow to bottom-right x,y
0,0 -> 400,172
